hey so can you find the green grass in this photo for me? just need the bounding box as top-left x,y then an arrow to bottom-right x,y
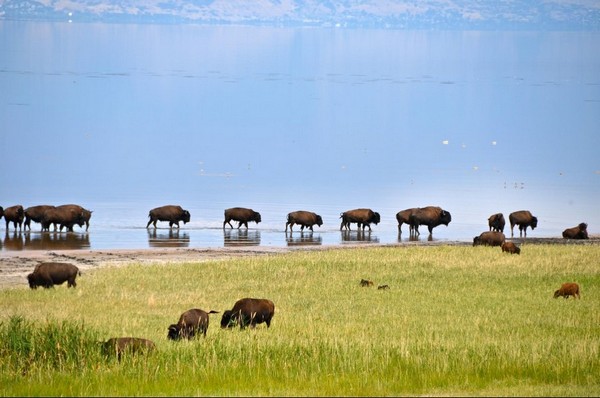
1,244 -> 599,396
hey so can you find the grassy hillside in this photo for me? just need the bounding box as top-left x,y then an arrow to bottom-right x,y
1,244 -> 599,396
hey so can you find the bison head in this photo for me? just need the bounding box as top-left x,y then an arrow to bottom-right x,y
220,310 -> 237,328
578,223 -> 588,231
316,215 -> 323,227
182,210 -> 191,224
167,325 -> 181,340
553,290 -> 561,299
27,273 -> 38,289
253,212 -> 262,223
372,212 -> 381,224
472,236 -> 481,246
441,210 -> 452,226
530,216 -> 538,230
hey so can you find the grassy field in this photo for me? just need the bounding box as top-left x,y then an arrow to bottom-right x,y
1,244 -> 599,396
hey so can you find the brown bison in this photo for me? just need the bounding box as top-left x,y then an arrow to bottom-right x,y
562,223 -> 589,240
102,337 -> 156,361
488,213 -> 506,233
3,205 -> 24,231
553,282 -> 580,299
146,205 -> 190,229
408,206 -> 452,236
285,210 -> 323,232
396,208 -> 418,234
360,279 -> 374,287
223,207 -> 261,229
40,206 -> 87,232
57,204 -> 93,231
24,205 -> 56,231
220,298 -> 275,329
339,208 -> 380,231
501,241 -> 521,255
27,262 -> 81,289
509,210 -> 538,238
167,308 -> 219,340
473,231 -> 505,247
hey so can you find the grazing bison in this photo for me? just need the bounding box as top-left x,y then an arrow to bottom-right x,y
102,337 -> 156,361
378,285 -> 390,290
220,298 -> 275,329
473,231 -> 506,247
24,205 -> 56,231
408,206 -> 452,236
167,308 -> 219,340
57,204 -> 92,231
562,223 -> 589,240
146,205 -> 190,229
509,210 -> 538,238
3,205 -> 24,231
553,282 -> 580,299
40,206 -> 86,232
501,241 -> 521,255
27,262 -> 81,289
285,210 -> 323,232
396,208 -> 418,234
360,279 -> 374,287
339,208 -> 380,231
488,213 -> 506,233
223,207 -> 261,229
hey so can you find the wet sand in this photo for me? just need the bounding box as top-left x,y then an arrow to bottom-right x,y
1,237 -> 598,289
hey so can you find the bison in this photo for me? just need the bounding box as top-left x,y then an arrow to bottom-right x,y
360,279 -> 374,287
473,231 -> 506,247
27,262 -> 81,289
146,205 -> 190,229
562,223 -> 589,240
553,282 -> 580,299
220,298 -> 275,329
396,208 -> 418,234
167,308 -> 219,340
40,206 -> 86,232
3,205 -> 24,231
509,210 -> 538,238
24,205 -> 56,231
488,213 -> 506,233
57,204 -> 92,231
501,241 -> 521,255
102,337 -> 155,361
339,208 -> 380,231
223,207 -> 261,229
408,206 -> 452,237
285,210 -> 323,232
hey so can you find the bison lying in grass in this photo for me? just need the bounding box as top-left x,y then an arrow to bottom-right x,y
562,223 -> 589,240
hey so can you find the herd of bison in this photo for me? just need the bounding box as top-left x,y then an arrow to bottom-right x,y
2,203 -> 589,359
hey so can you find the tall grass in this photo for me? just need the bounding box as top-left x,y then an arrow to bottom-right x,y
1,244 -> 599,396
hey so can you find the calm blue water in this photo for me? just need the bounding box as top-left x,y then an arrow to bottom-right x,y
1,22 -> 599,251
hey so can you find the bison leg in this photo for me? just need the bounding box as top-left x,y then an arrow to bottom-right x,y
68,277 -> 77,288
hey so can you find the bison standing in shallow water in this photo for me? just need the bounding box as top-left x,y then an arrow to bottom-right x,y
221,298 -> 275,329
285,210 -> 323,232
146,205 -> 190,229
27,262 -> 81,289
473,231 -> 505,247
396,208 -> 418,234
3,205 -> 24,231
408,206 -> 452,237
488,213 -> 506,233
167,308 -> 219,340
509,210 -> 538,238
562,223 -> 589,239
24,205 -> 56,231
223,207 -> 262,229
339,208 -> 380,231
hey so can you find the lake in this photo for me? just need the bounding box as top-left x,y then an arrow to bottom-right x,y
1,21 -> 599,251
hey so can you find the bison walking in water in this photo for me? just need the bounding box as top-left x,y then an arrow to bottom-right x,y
488,213 -> 506,233
24,205 -> 56,231
57,204 -> 92,231
408,206 -> 452,237
509,210 -> 538,238
220,298 -> 275,329
285,210 -> 323,232
339,208 -> 380,231
102,337 -> 156,361
3,205 -> 24,231
40,206 -> 87,232
223,207 -> 261,229
146,205 -> 190,229
501,241 -> 521,255
167,308 -> 219,340
27,262 -> 81,289
553,282 -> 580,299
396,208 -> 418,234
473,231 -> 506,247
562,223 -> 589,239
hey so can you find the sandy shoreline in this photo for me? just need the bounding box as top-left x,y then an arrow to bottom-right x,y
1,237 -> 598,289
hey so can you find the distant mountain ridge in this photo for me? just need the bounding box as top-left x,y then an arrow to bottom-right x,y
1,0 -> 598,30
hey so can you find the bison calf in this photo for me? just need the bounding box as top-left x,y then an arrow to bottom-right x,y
168,308 -> 219,340
360,279 -> 374,287
220,298 -> 275,329
501,241 -> 520,255
27,262 -> 81,289
553,282 -> 580,299
102,337 -> 156,361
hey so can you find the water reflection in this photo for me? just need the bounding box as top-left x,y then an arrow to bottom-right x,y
285,231 -> 322,246
397,233 -> 432,242
224,229 -> 261,247
147,229 -> 190,248
2,231 -> 91,251
340,230 -> 380,244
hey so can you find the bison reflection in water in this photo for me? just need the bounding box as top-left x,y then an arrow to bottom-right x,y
148,229 -> 190,248
224,229 -> 261,247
